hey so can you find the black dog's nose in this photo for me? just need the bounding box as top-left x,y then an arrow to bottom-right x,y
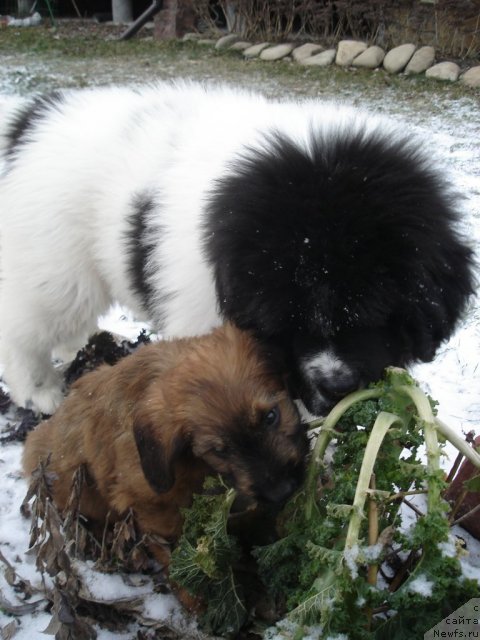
320,373 -> 360,399
301,372 -> 362,416
261,478 -> 297,504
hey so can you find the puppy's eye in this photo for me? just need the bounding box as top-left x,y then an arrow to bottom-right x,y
212,445 -> 227,457
264,406 -> 280,428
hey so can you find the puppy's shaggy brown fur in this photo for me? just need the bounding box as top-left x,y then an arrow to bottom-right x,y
23,324 -> 307,566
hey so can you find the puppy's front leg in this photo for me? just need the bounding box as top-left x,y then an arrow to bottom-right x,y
0,339 -> 64,414
145,537 -> 204,614
133,508 -> 205,613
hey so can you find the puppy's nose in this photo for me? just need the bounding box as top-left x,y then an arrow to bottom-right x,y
261,478 -> 297,504
320,373 -> 360,399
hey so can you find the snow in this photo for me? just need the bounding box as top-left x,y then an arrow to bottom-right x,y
438,535 -> 459,559
460,556 -> 480,583
264,619 -> 327,640
361,543 -> 384,562
344,542 -> 391,580
74,561 -> 154,602
397,492 -> 480,587
343,544 -> 360,579
1,71 -> 479,639
406,574 -> 435,597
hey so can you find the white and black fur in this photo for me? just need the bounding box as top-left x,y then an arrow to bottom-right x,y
0,83 -> 474,415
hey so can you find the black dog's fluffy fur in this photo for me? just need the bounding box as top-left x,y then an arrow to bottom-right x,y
205,130 -> 474,411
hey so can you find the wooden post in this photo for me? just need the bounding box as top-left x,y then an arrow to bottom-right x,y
17,0 -> 34,17
154,0 -> 195,39
112,0 -> 133,23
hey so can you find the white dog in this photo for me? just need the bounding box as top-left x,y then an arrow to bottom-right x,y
0,83 -> 473,414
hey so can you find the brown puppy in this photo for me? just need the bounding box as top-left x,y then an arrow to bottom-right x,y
23,323 -> 308,566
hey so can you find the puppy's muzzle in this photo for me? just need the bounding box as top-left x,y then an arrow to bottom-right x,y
298,370 -> 361,417
260,477 -> 299,504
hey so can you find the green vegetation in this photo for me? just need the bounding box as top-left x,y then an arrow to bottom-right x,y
169,481 -> 248,637
0,23 -> 477,105
0,25 -> 196,57
169,369 -> 480,639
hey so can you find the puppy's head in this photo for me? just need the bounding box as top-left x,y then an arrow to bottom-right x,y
205,125 -> 475,415
132,324 -> 308,505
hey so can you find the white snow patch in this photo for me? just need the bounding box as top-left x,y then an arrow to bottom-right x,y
438,535 -> 459,559
141,592 -> 187,625
362,543 -> 384,562
264,618 -> 308,640
74,561 -> 154,601
406,574 -> 434,597
98,303 -> 155,341
343,544 -> 360,579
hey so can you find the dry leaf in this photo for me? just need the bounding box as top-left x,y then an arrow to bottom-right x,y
1,620 -> 18,640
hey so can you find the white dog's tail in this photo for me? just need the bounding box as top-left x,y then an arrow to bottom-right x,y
0,95 -> 26,289
0,95 -> 27,158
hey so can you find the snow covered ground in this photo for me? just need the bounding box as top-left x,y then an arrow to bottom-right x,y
0,68 -> 479,638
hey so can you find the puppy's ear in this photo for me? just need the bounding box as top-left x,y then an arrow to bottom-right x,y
133,422 -> 187,494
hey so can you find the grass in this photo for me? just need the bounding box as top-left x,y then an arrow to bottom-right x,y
0,23 -> 184,57
0,20 -> 478,104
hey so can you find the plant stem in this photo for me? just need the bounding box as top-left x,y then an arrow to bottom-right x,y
445,450 -> 464,483
386,489 -> 428,502
397,385 -> 440,514
344,412 -> 402,549
451,501 -> 480,527
448,487 -> 469,523
403,498 -> 424,517
308,388 -> 383,436
367,474 -> 379,587
435,418 -> 480,470
305,388 -> 382,519
388,549 -> 418,592
224,488 -> 237,514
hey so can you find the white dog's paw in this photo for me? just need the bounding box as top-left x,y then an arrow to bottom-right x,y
28,383 -> 65,415
4,366 -> 65,415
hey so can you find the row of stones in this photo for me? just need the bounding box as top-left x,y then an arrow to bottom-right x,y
205,33 -> 480,88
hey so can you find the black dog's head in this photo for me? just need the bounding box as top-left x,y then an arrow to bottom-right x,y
204,124 -> 475,415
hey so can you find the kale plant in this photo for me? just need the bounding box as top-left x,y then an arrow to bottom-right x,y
169,478 -> 248,637
255,368 -> 480,639
169,369 -> 480,639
